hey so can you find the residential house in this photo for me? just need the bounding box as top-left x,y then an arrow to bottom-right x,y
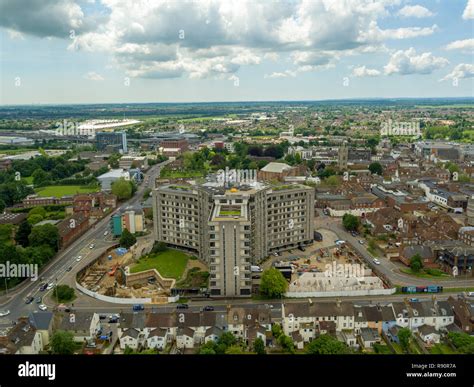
59,312 -> 101,342
28,311 -> 54,346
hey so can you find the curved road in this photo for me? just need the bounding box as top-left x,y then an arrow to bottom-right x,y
0,159 -> 169,328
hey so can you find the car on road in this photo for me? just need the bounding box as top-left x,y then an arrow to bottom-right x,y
466,291 -> 474,298
176,304 -> 189,309
358,240 -> 364,245
38,304 -> 48,311
89,244 -> 95,249
0,310 -> 10,317
36,297 -> 42,304
203,306 -> 214,311
372,258 -> 381,265
132,304 -> 145,311
76,256 -> 82,262
409,298 -> 419,302
25,296 -> 34,304
47,283 -> 55,290
39,283 -> 48,292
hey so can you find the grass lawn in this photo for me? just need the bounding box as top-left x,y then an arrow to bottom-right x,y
391,343 -> 405,354
130,250 -> 189,280
373,344 -> 392,354
23,176 -> 34,184
35,185 -> 98,197
430,344 -> 457,354
400,268 -> 451,280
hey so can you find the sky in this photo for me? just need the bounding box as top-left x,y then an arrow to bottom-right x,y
0,0 -> 473,105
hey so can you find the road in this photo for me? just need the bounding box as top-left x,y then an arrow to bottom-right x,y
314,211 -> 474,288
0,159 -> 170,328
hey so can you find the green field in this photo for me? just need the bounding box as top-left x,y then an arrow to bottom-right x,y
35,185 -> 98,197
130,250 -> 189,280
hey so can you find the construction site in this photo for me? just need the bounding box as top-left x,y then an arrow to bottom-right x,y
77,246 -> 175,303
283,242 -> 390,297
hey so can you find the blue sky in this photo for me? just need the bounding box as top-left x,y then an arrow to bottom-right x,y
0,0 -> 473,105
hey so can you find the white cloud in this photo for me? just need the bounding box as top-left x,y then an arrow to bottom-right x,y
264,70 -> 297,79
384,48 -> 449,75
352,65 -> 381,77
463,0 -> 474,19
360,21 -> 438,42
397,5 -> 435,18
1,0 -> 444,80
440,63 -> 474,81
83,71 -> 104,81
445,38 -> 474,52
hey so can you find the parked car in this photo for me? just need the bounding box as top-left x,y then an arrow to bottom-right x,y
47,283 -> 55,290
39,283 -> 48,292
358,240 -> 364,245
38,304 -> 48,311
0,310 -> 10,317
103,231 -> 109,236
66,266 -> 72,272
176,304 -> 189,310
76,256 -> 82,262
298,245 -> 306,252
35,297 -> 42,304
372,258 -> 381,265
25,297 -> 34,304
203,306 -> 214,311
98,314 -> 107,320
89,244 -> 95,249
108,317 -> 119,323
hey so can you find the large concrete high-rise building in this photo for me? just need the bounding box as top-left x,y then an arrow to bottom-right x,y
152,180 -> 314,297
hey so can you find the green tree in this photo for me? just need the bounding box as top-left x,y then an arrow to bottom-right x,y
306,334 -> 349,354
51,331 -> 76,354
272,323 -> 283,339
260,268 -> 288,298
218,332 -> 237,348
253,337 -> 266,355
120,228 -> 137,248
368,162 -> 383,175
15,220 -> 31,247
111,178 -> 133,200
28,224 -> 59,251
398,328 -> 411,352
342,213 -> 360,231
53,284 -> 75,302
278,334 -> 295,353
0,198 -> 5,213
27,214 -> 44,225
410,253 -> 423,273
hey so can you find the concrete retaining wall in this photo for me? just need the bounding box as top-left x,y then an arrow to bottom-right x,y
285,287 -> 396,298
76,281 -> 152,304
